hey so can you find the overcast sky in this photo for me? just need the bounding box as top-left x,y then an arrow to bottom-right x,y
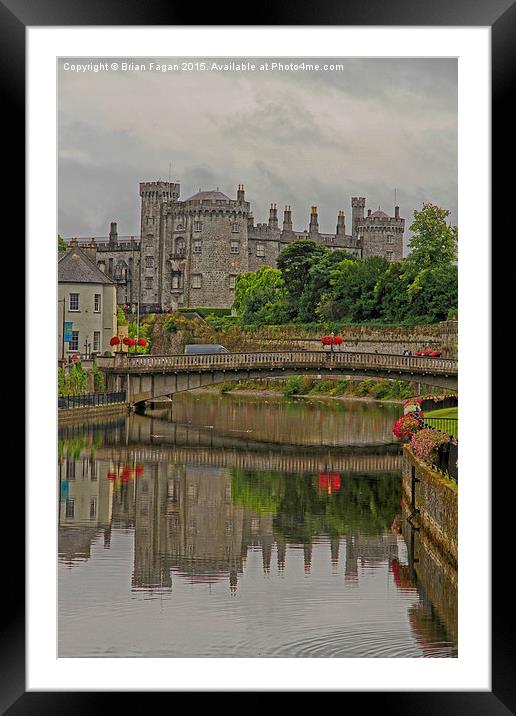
58,57 -> 457,248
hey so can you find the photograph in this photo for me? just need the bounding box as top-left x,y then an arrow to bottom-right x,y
56,56 -> 459,659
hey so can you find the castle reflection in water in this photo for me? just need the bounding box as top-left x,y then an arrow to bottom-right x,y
59,452 -> 401,593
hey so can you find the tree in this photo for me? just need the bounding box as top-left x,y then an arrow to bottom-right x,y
298,249 -> 355,322
407,264 -> 458,323
406,203 -> 457,271
324,256 -> 389,322
233,266 -> 288,325
374,261 -> 415,323
58,234 -> 67,251
276,240 -> 327,319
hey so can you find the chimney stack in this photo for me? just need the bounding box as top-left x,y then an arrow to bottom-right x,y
237,183 -> 245,203
395,205 -> 400,219
109,221 -> 118,246
309,206 -> 319,235
336,210 -> 346,236
268,203 -> 278,230
283,205 -> 293,232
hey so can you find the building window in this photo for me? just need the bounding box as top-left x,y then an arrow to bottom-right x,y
70,331 -> 79,351
386,251 -> 394,261
145,277 -> 153,289
93,331 -> 101,353
192,274 -> 202,289
230,241 -> 239,254
94,293 -> 101,312
229,275 -> 237,290
176,223 -> 184,231
256,243 -> 265,257
194,221 -> 202,232
65,499 -> 75,519
171,271 -> 181,289
176,239 -> 185,256
90,497 -> 97,519
69,293 -> 79,311
193,240 -> 202,254
386,235 -> 394,244
232,223 -> 239,233
146,256 -> 154,268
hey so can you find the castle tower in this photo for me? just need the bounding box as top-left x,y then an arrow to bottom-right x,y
139,180 -> 180,310
358,206 -> 405,261
351,197 -> 366,236
268,203 -> 278,230
336,210 -> 346,237
309,206 -> 319,236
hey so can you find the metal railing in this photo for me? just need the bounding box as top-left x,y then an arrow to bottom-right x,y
58,391 -> 126,410
97,350 -> 458,377
424,417 -> 458,437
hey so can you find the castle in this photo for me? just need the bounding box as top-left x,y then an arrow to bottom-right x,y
64,180 -> 405,312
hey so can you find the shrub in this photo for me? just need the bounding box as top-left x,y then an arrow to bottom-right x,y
410,428 -> 451,463
392,414 -> 421,440
283,376 -> 305,397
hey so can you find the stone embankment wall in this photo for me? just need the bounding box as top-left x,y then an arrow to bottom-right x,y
402,445 -> 458,564
187,321 -> 458,358
58,403 -> 130,424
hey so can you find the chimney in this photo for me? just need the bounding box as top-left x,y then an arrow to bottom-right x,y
309,206 -> 319,235
395,205 -> 400,219
282,205 -> 293,232
237,183 -> 245,203
109,221 -> 118,246
336,210 -> 346,236
268,203 -> 278,230
81,237 -> 97,262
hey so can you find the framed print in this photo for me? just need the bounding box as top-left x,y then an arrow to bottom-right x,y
3,0 -> 508,709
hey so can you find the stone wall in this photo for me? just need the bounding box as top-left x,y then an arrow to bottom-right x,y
402,445 -> 458,565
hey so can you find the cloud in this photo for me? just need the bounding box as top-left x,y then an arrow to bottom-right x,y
58,57 -> 457,242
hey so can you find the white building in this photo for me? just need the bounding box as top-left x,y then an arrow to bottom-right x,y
58,246 -> 118,361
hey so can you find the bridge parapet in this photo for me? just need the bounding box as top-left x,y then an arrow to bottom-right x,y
111,350 -> 457,376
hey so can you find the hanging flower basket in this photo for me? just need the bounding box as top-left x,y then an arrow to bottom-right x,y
109,336 -> 120,347
392,414 -> 421,440
137,338 -> 147,347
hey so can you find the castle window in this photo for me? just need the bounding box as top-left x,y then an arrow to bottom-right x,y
94,294 -> 101,312
386,235 -> 394,244
176,239 -> 185,255
232,223 -> 239,233
146,256 -> 154,268
69,293 -> 79,311
193,240 -> 202,254
229,275 -> 237,290
176,223 -> 184,231
386,251 -> 394,261
192,274 -> 202,289
145,277 -> 153,289
256,244 -> 265,257
171,271 -> 181,289
194,221 -> 202,232
230,241 -> 240,254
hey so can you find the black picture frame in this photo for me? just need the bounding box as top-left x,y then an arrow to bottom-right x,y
4,0 -> 505,710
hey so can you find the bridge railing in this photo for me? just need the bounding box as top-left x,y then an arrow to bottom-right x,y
117,350 -> 457,375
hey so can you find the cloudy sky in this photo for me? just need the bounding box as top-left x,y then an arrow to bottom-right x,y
58,57 -> 457,248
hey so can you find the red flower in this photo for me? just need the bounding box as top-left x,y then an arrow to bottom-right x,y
109,336 -> 120,346
333,336 -> 344,345
107,471 -> 117,481
135,465 -> 144,476
137,338 -> 147,347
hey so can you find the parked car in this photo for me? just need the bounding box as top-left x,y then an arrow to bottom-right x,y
184,344 -> 230,355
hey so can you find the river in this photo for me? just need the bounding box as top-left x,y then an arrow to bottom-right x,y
58,393 -> 457,658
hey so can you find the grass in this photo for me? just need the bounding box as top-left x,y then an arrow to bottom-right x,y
425,406 -> 458,437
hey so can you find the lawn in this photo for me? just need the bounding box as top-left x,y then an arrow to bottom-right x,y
424,406 -> 458,437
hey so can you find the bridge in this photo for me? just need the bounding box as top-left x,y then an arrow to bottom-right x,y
97,350 -> 458,405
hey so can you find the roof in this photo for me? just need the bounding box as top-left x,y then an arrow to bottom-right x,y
58,247 -> 115,285
184,190 -> 231,202
370,209 -> 390,219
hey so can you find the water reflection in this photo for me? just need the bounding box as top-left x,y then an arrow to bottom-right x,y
58,397 -> 457,658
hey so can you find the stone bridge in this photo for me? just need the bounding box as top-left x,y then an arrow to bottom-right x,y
97,350 -> 458,405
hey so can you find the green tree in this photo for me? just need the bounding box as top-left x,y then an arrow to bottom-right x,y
233,266 -> 288,325
406,203 -> 457,271
407,264 -> 458,323
324,255 -> 389,322
58,234 -> 67,251
276,240 -> 327,319
298,249 -> 355,322
374,261 -> 415,323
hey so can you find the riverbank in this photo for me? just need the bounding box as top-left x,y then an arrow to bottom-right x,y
58,402 -> 130,424
190,387 -> 405,405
